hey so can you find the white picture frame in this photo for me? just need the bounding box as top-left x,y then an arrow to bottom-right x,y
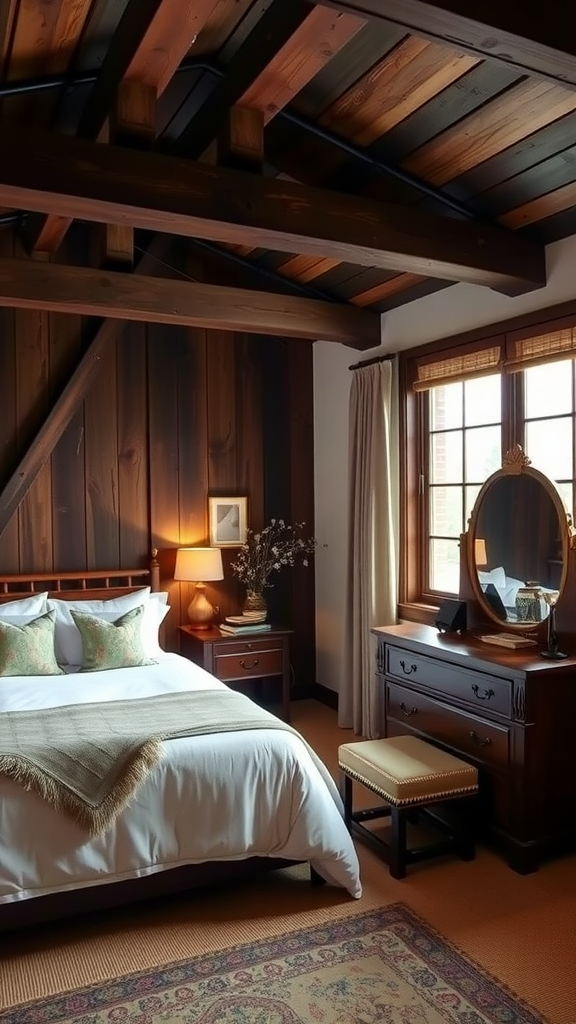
208,496 -> 248,547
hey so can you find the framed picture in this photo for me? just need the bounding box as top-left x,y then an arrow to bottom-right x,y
208,496 -> 248,547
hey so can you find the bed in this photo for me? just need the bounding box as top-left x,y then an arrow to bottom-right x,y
0,565 -> 361,931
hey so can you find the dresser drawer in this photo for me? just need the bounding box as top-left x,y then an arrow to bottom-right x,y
214,648 -> 283,681
386,644 -> 512,718
386,681 -> 510,771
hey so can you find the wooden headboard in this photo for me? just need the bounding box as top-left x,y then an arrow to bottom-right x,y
0,550 -> 161,603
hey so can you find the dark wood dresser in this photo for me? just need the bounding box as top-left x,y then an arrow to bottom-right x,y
373,622 -> 576,873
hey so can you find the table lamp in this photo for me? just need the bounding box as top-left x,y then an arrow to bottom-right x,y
174,547 -> 224,628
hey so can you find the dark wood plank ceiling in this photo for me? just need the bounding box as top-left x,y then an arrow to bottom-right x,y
0,0 -> 575,319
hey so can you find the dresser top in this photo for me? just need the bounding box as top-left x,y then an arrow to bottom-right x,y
373,622 -> 576,678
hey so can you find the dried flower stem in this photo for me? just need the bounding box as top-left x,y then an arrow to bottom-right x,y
230,519 -> 318,591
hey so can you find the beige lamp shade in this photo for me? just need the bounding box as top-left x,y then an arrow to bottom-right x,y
174,547 -> 224,583
174,547 -> 224,628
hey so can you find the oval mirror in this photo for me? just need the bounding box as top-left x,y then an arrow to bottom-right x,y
466,447 -> 570,628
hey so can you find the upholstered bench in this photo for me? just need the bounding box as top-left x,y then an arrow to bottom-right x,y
338,735 -> 479,879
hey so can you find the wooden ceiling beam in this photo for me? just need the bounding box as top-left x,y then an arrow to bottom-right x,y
0,255 -> 381,348
316,0 -> 576,89
173,0 -> 314,158
29,0 -> 221,255
0,129 -> 546,294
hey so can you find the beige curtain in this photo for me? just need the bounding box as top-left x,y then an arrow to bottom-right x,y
338,360 -> 398,738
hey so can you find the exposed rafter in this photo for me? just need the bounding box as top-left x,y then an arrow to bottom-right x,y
173,0 -> 318,158
29,0 -> 224,254
0,129 -> 546,294
315,0 -> 576,88
0,60 -> 489,225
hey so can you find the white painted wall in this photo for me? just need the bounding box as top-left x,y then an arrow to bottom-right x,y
313,233 -> 576,693
380,232 -> 576,353
313,342 -> 353,697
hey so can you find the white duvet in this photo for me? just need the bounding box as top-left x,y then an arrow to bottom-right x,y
0,653 -> 361,905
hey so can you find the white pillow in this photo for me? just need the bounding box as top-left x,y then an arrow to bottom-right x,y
48,587 -> 169,665
145,593 -> 170,657
478,566 -> 506,589
0,591 -> 48,627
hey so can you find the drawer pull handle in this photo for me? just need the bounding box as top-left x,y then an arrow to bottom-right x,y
469,730 -> 492,748
471,684 -> 495,701
400,702 -> 418,717
239,658 -> 259,671
399,660 -> 417,676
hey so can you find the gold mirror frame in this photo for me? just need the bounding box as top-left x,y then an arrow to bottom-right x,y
465,446 -> 576,630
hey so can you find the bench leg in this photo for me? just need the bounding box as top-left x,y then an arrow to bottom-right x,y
389,805 -> 407,879
457,795 -> 477,862
341,772 -> 353,831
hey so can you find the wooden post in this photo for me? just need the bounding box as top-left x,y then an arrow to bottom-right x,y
100,81 -> 156,269
217,106 -> 264,174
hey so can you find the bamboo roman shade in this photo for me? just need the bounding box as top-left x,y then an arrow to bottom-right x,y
410,312 -> 576,391
504,324 -> 576,371
411,340 -> 502,392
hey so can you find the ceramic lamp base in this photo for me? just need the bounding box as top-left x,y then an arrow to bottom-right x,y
187,583 -> 216,629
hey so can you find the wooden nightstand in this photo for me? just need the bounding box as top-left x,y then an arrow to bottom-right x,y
178,624 -> 293,722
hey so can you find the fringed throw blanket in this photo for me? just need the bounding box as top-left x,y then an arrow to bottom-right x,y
0,689 -> 307,836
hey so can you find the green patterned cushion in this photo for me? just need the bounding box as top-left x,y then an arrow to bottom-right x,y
0,610 -> 63,676
71,606 -> 155,672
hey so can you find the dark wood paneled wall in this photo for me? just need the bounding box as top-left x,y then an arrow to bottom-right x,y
0,228 -> 317,689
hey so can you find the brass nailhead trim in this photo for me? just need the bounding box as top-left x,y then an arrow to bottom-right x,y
339,762 -> 479,808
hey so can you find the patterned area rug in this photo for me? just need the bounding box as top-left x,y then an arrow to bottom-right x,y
0,903 -> 546,1024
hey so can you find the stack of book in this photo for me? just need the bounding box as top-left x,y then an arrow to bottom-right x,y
478,632 -> 537,649
219,619 -> 272,635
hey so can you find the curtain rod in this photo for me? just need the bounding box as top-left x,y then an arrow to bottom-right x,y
348,352 -> 396,371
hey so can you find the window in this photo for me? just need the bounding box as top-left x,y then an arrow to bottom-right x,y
428,376 -> 501,595
524,360 -> 575,513
399,304 -> 576,621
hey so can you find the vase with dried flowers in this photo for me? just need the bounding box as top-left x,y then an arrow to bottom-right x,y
230,519 -> 319,620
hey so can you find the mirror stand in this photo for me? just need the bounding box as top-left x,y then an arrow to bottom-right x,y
459,446 -> 576,653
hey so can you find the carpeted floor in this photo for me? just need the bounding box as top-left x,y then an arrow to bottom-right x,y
1,700 -> 575,1023
0,903 -> 548,1024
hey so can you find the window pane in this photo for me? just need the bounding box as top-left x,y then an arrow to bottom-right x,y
465,425 -> 501,483
525,361 -> 572,418
464,375 -> 501,426
526,418 -> 572,481
430,432 -> 462,484
430,485 -> 463,536
430,381 -> 462,431
429,538 -> 460,594
465,485 -> 481,524
556,481 -> 573,514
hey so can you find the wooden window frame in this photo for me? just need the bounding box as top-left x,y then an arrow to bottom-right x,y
398,297 -> 576,625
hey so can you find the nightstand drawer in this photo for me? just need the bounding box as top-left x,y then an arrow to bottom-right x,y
213,637 -> 282,657
214,648 -> 283,680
